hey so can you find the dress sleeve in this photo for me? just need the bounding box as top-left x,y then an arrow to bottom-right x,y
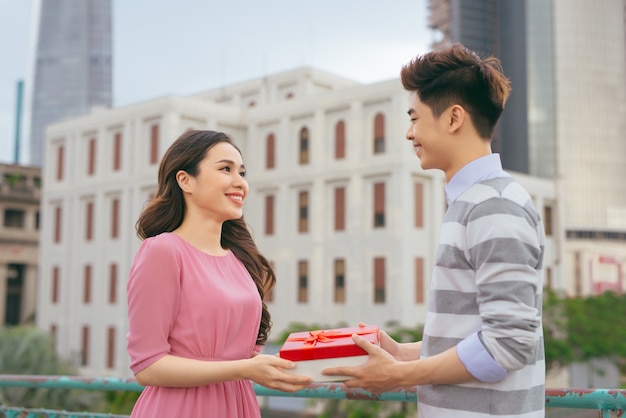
126,237 -> 181,375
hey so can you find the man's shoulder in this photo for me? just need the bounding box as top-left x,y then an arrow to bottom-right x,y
458,176 -> 532,206
448,177 -> 540,226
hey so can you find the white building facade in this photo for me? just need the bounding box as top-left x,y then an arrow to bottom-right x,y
37,68 -> 561,377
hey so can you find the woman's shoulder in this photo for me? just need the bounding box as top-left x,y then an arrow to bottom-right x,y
141,231 -> 176,245
138,232 -> 183,257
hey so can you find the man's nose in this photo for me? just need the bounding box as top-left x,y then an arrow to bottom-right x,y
405,126 -> 414,140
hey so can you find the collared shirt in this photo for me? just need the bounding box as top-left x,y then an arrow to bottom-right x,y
419,153 -> 545,417
445,153 -> 510,382
444,153 -> 509,205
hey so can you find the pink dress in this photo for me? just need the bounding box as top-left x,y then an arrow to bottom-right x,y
126,232 -> 262,417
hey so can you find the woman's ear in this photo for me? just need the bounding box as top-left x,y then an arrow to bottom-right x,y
176,170 -> 191,192
448,104 -> 465,133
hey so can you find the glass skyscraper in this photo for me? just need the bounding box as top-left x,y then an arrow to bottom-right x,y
29,0 -> 112,166
426,0 -> 626,296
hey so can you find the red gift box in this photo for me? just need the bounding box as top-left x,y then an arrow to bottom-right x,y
279,325 -> 379,381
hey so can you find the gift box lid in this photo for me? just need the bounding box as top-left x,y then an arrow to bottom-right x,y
279,325 -> 379,361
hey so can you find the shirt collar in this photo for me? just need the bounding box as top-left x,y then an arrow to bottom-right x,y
444,154 -> 509,205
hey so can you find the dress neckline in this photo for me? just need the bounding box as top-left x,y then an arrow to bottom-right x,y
166,232 -> 231,258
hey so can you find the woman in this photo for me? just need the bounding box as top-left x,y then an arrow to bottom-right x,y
127,130 -> 312,417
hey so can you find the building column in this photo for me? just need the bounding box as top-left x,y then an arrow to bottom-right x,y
21,263 -> 38,324
0,263 -> 8,325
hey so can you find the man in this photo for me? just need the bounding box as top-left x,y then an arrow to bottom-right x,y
323,43 -> 545,417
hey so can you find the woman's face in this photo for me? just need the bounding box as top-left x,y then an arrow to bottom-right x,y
181,141 -> 249,223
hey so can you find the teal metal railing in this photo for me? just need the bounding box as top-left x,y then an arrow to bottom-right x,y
0,375 -> 625,417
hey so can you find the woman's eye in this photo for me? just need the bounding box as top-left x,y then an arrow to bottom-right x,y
220,166 -> 231,172
239,171 -> 246,178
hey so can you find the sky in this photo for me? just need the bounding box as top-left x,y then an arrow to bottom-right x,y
0,0 -> 431,165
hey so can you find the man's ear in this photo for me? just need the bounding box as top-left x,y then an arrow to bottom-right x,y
176,170 -> 191,193
448,104 -> 465,133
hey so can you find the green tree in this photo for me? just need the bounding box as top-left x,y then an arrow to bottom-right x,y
104,390 -> 141,415
0,326 -> 105,411
565,291 -> 626,365
542,290 -> 626,375
542,289 -> 574,370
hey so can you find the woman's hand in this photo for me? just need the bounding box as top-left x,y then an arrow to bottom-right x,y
244,354 -> 312,392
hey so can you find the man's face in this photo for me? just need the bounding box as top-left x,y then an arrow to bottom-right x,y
405,91 -> 452,172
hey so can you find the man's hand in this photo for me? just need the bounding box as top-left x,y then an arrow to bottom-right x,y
321,334 -> 403,394
379,330 -> 422,361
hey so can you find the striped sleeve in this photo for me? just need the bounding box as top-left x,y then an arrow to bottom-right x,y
461,182 -> 544,374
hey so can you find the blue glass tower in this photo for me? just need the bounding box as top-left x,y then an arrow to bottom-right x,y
29,0 -> 112,166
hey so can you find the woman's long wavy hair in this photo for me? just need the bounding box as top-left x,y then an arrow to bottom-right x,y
135,130 -> 276,345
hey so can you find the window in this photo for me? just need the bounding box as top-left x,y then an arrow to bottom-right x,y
266,133 -> 275,169
335,120 -> 346,159
415,183 -> 424,228
4,209 -> 25,228
373,182 -> 385,227
85,202 -> 94,241
265,195 -> 274,235
298,260 -> 308,303
109,263 -> 118,304
87,137 -> 96,175
150,124 -> 159,165
544,205 -> 553,236
334,259 -> 346,303
50,324 -> 57,341
83,265 -> 92,304
107,327 -> 116,369
373,113 -> 385,154
111,198 -> 119,238
5,264 -> 24,325
265,261 -> 275,303
54,206 -> 62,243
299,127 -> 309,164
81,326 -> 90,366
415,257 -> 424,304
298,191 -> 309,233
374,257 -> 386,303
51,266 -> 59,304
334,187 -> 345,231
56,145 -> 64,181
35,211 -> 40,230
113,132 -> 122,171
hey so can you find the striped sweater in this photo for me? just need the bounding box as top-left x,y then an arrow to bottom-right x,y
417,176 -> 545,417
